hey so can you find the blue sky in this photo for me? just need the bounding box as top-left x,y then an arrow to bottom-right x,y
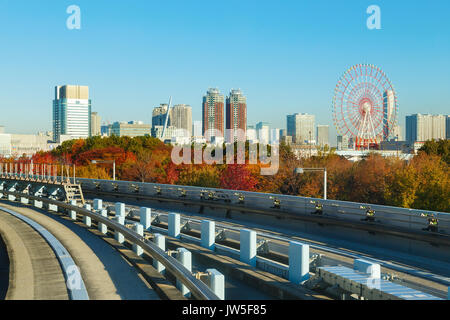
0,0 -> 449,143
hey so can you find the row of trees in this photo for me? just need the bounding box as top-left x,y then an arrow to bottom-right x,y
7,136 -> 447,212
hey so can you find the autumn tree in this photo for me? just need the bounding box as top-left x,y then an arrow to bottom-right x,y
419,139 -> 450,165
177,165 -> 221,188
220,164 -> 259,191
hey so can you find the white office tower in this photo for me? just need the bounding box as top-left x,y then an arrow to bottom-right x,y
91,112 -> 101,136
316,125 -> 329,147
383,90 -> 395,141
406,114 -> 446,143
53,85 -> 91,142
256,122 -> 270,145
286,113 -> 315,144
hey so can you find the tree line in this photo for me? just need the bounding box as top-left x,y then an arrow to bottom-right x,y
6,136 -> 447,212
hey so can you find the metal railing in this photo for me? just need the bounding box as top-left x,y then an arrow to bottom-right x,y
118,205 -> 450,288
68,177 -> 450,237
2,173 -> 449,239
0,189 -> 221,300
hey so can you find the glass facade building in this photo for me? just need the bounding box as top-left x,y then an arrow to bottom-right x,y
53,85 -> 91,142
287,113 -> 315,144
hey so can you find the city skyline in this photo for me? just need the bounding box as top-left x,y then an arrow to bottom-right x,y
1,1 -> 449,142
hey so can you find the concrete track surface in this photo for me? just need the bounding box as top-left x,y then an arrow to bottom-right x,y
0,202 -> 160,300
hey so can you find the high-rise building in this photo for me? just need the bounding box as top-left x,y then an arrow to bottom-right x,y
281,135 -> 293,146
316,125 -> 329,147
270,128 -> 280,145
432,115 -> 446,140
446,116 -> 450,139
256,122 -> 270,145
337,135 -> 349,151
406,114 -> 446,143
91,112 -> 101,136
383,90 -> 395,141
246,125 -> 258,142
226,89 -> 247,142
192,121 -> 202,138
286,113 -> 315,144
152,104 -> 171,127
202,88 -> 224,141
151,125 -> 178,140
171,104 -> 192,137
53,85 -> 91,142
101,124 -> 111,136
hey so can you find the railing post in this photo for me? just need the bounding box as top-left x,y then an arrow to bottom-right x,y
201,220 -> 215,250
69,200 -> 77,220
83,204 -> 92,227
98,209 -> 108,234
114,216 -> 125,244
206,269 -> 225,300
132,223 -> 144,256
48,202 -> 58,212
153,234 -> 165,273
93,199 -> 103,211
115,202 -> 125,217
140,207 -> 151,230
176,248 -> 192,297
240,229 -> 257,267
168,213 -> 180,239
289,241 -> 310,284
7,186 -> 15,201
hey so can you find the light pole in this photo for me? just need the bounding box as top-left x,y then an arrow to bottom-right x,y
295,167 -> 327,200
91,159 -> 116,181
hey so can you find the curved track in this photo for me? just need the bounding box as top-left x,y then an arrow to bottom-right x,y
0,202 -> 160,300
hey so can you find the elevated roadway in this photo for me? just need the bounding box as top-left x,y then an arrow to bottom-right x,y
0,202 -> 160,300
0,175 -> 448,300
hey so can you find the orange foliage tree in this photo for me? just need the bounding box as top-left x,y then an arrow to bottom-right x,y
220,164 -> 259,191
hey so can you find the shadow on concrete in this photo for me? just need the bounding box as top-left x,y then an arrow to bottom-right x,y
1,201 -> 157,300
0,235 -> 9,299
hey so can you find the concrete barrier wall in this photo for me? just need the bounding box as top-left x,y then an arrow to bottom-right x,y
74,178 -> 450,235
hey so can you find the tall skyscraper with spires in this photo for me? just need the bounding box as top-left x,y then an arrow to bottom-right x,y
226,89 -> 247,142
202,88 -> 224,141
